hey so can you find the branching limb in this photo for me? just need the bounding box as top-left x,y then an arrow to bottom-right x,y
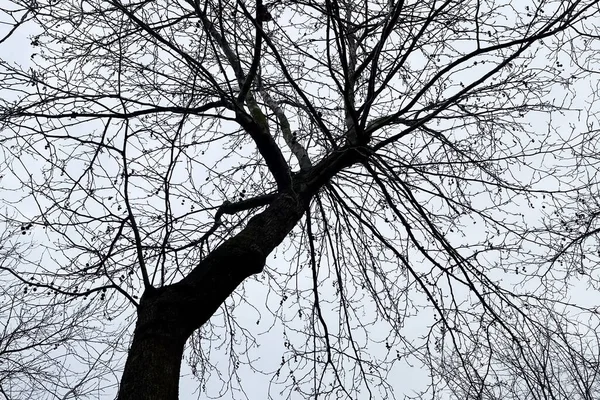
0,3 -> 32,45
174,193 -> 278,252
235,112 -> 293,190
257,78 -> 312,170
237,0 -> 266,104
195,3 -> 293,190
341,4 -> 360,145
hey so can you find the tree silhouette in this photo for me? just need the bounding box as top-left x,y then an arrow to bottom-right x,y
1,0 -> 600,399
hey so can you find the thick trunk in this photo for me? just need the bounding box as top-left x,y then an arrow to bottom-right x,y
117,147 -> 364,399
117,194 -> 307,400
117,326 -> 185,400
117,289 -> 188,400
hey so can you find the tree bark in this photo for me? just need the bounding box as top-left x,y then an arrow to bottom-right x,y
117,288 -> 188,400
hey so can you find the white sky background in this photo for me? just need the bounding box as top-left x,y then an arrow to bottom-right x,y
1,1 -> 600,400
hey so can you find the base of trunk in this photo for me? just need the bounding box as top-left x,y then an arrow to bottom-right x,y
117,289 -> 188,400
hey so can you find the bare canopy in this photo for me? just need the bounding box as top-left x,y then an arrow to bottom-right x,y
1,0 -> 600,399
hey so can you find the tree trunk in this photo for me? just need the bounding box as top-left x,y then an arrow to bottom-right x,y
117,148 -> 363,399
117,289 -> 188,400
117,324 -> 186,400
117,194 -> 308,400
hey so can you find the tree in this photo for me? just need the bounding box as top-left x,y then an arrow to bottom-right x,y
1,0 -> 600,398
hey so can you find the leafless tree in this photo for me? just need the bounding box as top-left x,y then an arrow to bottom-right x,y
1,0 -> 600,399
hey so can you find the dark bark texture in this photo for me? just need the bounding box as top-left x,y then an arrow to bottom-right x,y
117,290 -> 188,400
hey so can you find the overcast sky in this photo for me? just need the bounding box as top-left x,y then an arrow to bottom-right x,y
2,2 -> 600,400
